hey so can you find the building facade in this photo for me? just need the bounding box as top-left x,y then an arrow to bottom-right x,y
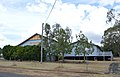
18,33 -> 113,61
64,44 -> 113,60
18,33 -> 41,46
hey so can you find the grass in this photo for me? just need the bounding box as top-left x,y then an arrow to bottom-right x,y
0,58 -> 120,77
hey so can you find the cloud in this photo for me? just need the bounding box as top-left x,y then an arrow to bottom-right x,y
0,24 -> 18,48
40,0 -> 58,4
62,0 -> 98,4
115,0 -> 120,3
0,34 -> 8,48
26,0 -> 62,13
0,4 -> 7,12
24,0 -> 118,45
0,11 -> 44,47
0,24 -> 22,47
98,0 -> 120,6
98,0 -> 115,6
0,35 -> 19,48
26,2 -> 48,13
85,32 -> 102,45
0,0 -> 120,48
114,5 -> 120,11
81,7 -> 108,33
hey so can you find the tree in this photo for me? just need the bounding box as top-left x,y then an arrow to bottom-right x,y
52,23 -> 73,62
2,45 -> 14,60
43,23 -> 55,61
0,48 -> 2,57
45,23 -> 54,61
106,9 -> 120,25
74,31 -> 94,62
43,23 -> 73,62
101,24 -> 120,56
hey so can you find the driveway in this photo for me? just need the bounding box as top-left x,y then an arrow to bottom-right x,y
0,72 -> 31,77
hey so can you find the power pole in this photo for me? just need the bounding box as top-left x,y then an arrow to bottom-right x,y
40,0 -> 57,63
41,24 -> 44,63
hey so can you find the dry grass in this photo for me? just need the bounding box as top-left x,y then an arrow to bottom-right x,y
0,58 -> 120,77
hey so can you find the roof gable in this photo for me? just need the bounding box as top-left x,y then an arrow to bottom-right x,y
71,41 -> 102,51
18,33 -> 41,46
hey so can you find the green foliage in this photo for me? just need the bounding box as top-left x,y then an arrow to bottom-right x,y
105,9 -> 120,56
2,45 -> 14,60
2,45 -> 43,61
106,9 -> 120,25
0,47 -> 2,57
74,31 -> 94,62
101,24 -> 120,56
43,23 -> 55,61
52,24 -> 73,62
0,48 -> 1,54
43,23 -> 73,62
45,23 -> 51,35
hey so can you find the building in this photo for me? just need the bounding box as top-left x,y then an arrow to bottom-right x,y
18,33 -> 113,61
18,33 -> 41,46
64,43 -> 113,61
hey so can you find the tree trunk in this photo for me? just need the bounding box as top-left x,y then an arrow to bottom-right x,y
49,53 -> 51,62
118,52 -> 120,57
79,55 -> 81,63
62,52 -> 64,62
83,52 -> 86,63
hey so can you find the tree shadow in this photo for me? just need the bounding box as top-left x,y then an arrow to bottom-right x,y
108,63 -> 120,74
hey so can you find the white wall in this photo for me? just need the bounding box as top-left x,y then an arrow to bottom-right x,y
64,45 -> 102,57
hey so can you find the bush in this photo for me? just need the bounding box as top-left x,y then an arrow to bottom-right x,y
2,45 -> 46,61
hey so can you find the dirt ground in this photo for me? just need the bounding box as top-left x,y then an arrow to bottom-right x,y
0,58 -> 120,77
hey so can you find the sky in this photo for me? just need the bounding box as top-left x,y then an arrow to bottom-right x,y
0,0 -> 120,48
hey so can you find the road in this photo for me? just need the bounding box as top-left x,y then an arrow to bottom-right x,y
0,72 -> 31,77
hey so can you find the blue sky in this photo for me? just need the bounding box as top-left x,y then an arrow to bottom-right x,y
0,0 -> 120,47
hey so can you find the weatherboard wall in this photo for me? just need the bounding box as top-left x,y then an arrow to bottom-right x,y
64,45 -> 101,57
20,39 -> 41,46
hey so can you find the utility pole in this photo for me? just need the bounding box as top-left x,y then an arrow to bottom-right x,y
41,23 -> 44,64
40,0 -> 57,63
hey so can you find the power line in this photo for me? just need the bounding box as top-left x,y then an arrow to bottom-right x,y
41,0 -> 57,63
44,0 -> 57,23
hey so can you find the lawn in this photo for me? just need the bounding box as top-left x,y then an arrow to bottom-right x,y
0,58 -> 120,77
